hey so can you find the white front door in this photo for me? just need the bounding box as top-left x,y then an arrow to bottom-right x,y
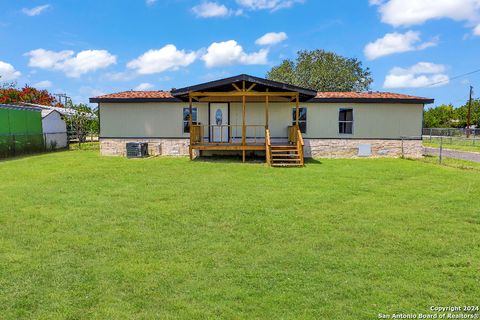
210,103 -> 229,142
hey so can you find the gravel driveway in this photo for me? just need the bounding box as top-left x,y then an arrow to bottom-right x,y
424,147 -> 480,162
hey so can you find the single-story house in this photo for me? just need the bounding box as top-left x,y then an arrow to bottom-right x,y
41,109 -> 68,150
90,74 -> 434,166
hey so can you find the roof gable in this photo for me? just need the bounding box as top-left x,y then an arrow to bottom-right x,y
171,74 -> 318,102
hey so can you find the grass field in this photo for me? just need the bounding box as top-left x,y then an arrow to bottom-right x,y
1,150 -> 479,319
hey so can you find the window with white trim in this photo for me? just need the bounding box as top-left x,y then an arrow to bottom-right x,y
339,108 -> 353,134
183,107 -> 198,133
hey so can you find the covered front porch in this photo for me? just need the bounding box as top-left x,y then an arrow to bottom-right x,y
171,74 -> 317,166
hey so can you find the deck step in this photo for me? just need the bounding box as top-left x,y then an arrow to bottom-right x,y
268,144 -> 303,167
272,158 -> 301,162
271,153 -> 299,157
271,145 -> 296,149
271,149 -> 298,152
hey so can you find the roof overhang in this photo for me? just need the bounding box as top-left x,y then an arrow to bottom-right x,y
310,97 -> 435,104
89,97 -> 181,103
171,74 -> 318,102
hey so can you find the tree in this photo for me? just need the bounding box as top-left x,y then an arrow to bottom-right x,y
453,99 -> 480,128
0,84 -> 61,106
423,100 -> 480,128
266,50 -> 373,92
423,104 -> 457,128
64,103 -> 98,143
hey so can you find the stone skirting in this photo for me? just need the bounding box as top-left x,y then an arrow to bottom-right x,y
100,138 -> 190,156
304,139 -> 423,158
100,138 -> 423,159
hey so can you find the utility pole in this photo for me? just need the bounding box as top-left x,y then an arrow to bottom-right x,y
467,86 -> 473,138
54,93 -> 71,107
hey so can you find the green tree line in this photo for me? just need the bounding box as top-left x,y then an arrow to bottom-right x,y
424,99 -> 480,128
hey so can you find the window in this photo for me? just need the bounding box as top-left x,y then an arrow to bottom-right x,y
339,108 -> 353,134
292,107 -> 307,133
183,107 -> 198,133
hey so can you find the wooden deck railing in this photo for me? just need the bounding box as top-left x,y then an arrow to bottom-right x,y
190,124 -> 203,144
191,125 -> 265,144
287,125 -> 305,166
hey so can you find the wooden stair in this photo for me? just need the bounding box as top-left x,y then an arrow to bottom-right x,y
265,126 -> 304,167
270,145 -> 302,167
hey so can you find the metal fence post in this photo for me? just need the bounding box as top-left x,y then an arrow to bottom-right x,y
439,136 -> 443,164
401,137 -> 404,158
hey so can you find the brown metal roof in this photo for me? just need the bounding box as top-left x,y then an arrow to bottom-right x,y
90,90 -> 434,104
90,91 -> 179,103
315,91 -> 431,100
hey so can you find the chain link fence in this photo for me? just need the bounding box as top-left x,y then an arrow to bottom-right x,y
0,133 -> 67,159
401,134 -> 480,164
423,128 -> 480,138
67,131 -> 99,143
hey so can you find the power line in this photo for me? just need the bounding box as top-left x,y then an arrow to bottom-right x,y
427,68 -> 480,87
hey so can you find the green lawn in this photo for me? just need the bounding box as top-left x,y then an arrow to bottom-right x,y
1,150 -> 479,319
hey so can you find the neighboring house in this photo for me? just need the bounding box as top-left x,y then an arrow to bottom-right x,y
41,109 -> 68,149
90,74 -> 434,166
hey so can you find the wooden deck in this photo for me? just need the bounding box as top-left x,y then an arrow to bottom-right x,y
190,125 -> 304,166
193,143 -> 266,151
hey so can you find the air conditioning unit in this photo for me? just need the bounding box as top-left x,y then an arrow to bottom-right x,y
126,142 -> 148,158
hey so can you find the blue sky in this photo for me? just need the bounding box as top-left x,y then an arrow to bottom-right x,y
1,0 -> 479,107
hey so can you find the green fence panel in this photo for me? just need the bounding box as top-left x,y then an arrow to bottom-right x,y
0,136 -> 12,158
0,109 -> 10,135
26,110 -> 43,135
0,107 -> 44,158
9,109 -> 28,134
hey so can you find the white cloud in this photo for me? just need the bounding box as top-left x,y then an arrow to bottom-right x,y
236,0 -> 304,11
371,0 -> 480,28
22,4 -> 50,16
26,49 -> 117,78
202,40 -> 269,67
135,83 -> 155,91
104,71 -> 136,81
364,31 -> 438,60
145,0 -> 157,6
383,62 -> 449,88
127,45 -> 197,75
0,61 -> 21,81
34,80 -> 52,88
192,2 -> 238,18
255,32 -> 288,45
474,24 -> 480,35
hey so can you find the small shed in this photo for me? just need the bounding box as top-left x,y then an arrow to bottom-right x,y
41,109 -> 68,149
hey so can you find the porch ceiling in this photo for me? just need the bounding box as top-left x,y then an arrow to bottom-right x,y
171,74 -> 317,102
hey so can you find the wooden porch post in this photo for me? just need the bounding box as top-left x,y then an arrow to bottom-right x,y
242,81 -> 246,162
189,93 -> 193,160
295,93 -> 300,127
265,89 -> 269,129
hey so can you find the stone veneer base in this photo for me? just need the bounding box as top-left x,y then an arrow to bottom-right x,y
100,138 -> 423,159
